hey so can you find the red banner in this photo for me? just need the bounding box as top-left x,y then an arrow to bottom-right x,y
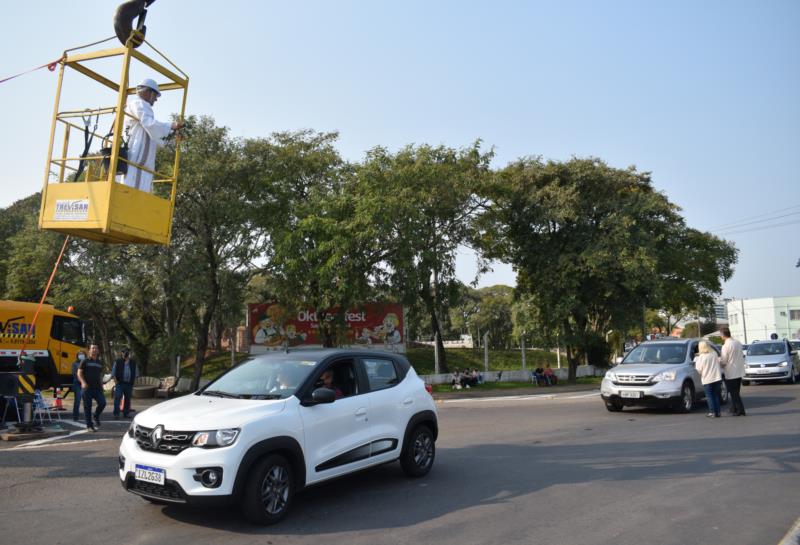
248,302 -> 405,352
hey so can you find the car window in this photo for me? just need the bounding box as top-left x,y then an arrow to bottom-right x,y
623,344 -> 687,364
313,359 -> 359,398
363,358 -> 399,391
748,342 -> 785,356
203,356 -> 317,399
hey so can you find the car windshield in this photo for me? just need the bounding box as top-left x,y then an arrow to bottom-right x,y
622,344 -> 686,364
201,356 -> 318,399
748,342 -> 785,356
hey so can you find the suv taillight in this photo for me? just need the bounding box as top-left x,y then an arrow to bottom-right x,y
424,383 -> 433,396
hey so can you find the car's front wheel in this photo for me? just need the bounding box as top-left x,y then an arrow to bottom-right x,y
401,425 -> 435,477
788,370 -> 797,385
605,400 -> 623,412
677,382 -> 695,413
241,454 -> 294,525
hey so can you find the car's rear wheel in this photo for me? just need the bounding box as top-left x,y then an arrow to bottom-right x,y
605,400 -> 623,412
677,382 -> 695,413
241,454 -> 294,525
400,425 -> 435,477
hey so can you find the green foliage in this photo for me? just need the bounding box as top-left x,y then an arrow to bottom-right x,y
478,157 -> 737,380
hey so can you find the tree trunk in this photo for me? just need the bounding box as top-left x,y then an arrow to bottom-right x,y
566,344 -> 578,384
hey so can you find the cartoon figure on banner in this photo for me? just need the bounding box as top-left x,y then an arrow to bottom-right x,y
252,304 -> 287,347
358,312 -> 402,350
284,324 -> 307,347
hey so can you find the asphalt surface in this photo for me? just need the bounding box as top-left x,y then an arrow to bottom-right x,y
1,383 -> 798,545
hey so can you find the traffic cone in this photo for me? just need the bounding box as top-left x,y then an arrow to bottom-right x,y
54,388 -> 64,410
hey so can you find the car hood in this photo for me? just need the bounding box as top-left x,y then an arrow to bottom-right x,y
134,394 -> 287,430
612,363 -> 686,376
746,354 -> 787,365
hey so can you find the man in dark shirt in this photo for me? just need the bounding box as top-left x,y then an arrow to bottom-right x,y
77,344 -> 106,432
111,347 -> 137,419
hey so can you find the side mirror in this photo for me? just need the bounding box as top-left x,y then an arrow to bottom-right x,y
302,387 -> 336,406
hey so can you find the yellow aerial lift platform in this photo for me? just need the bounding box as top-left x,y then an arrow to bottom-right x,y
38,23 -> 188,245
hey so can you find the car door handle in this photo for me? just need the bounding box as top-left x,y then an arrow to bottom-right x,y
355,408 -> 367,417
403,398 -> 413,406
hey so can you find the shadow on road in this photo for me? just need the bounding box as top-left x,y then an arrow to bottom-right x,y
157,429 -> 800,534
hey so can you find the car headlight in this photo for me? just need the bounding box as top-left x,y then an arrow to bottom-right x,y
652,371 -> 677,382
778,361 -> 789,367
605,371 -> 616,380
192,428 -> 240,448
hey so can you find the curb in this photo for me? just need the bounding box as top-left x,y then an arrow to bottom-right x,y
779,516 -> 800,545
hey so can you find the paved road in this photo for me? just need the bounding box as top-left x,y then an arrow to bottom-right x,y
1,384 -> 798,545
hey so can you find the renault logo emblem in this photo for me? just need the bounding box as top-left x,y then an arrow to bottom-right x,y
152,425 -> 164,447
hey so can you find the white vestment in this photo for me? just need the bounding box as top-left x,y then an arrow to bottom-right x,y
120,96 -> 172,193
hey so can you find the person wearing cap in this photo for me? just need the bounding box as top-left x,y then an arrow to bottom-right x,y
121,78 -> 183,193
111,347 -> 137,420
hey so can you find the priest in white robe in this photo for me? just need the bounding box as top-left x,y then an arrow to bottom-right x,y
120,78 -> 182,193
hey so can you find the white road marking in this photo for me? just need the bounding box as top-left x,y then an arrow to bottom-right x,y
8,428 -> 89,450
5,438 -> 110,451
442,390 -> 600,404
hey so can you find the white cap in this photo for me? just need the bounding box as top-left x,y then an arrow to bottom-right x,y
137,78 -> 161,97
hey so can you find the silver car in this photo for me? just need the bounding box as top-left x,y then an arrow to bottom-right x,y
742,340 -> 800,385
601,338 -> 728,413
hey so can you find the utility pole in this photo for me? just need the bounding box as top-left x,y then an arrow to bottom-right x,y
483,332 -> 489,373
520,333 -> 526,371
741,299 -> 748,344
434,332 -> 440,375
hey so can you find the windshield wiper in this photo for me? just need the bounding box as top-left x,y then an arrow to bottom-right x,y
202,390 -> 239,398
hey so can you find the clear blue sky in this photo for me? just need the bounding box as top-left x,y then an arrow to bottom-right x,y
2,0 -> 798,299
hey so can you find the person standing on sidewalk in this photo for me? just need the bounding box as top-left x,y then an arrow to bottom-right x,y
111,347 -> 137,420
70,350 -> 87,422
77,344 -> 106,431
720,326 -> 747,416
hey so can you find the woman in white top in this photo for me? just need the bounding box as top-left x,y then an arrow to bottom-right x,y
694,341 -> 723,418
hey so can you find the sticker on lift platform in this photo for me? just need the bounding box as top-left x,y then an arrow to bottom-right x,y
54,199 -> 89,221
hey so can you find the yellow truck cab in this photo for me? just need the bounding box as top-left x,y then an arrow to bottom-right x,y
0,300 -> 87,390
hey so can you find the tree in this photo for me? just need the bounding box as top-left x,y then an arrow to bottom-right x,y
354,143 -> 494,371
479,157 -> 737,381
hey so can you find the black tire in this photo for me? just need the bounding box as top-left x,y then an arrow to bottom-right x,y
241,454 -> 294,525
788,371 -> 797,385
742,380 -> 750,386
676,382 -> 695,413
605,400 -> 623,412
400,425 -> 435,477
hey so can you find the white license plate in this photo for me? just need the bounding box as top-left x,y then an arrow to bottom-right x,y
751,368 -> 772,374
135,464 -> 165,486
620,390 -> 642,399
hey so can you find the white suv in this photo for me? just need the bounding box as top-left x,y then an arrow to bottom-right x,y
118,349 -> 438,524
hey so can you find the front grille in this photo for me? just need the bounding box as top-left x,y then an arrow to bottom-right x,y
127,475 -> 186,502
613,374 -> 653,385
135,425 -> 193,455
748,363 -> 779,368
746,371 -> 786,378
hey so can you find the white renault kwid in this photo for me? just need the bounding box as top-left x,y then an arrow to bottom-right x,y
119,349 -> 438,524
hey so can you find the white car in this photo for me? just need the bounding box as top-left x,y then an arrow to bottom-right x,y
118,349 -> 438,524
